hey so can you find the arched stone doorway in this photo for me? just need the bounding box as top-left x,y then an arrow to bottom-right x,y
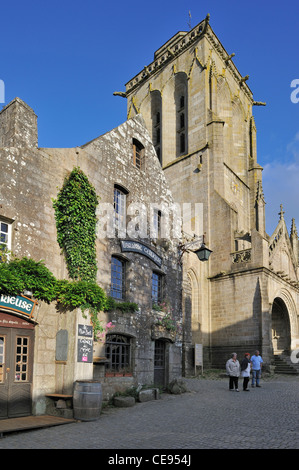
271,298 -> 291,354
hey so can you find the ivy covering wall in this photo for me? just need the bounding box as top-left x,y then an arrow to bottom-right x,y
52,167 -> 98,282
0,167 -> 138,338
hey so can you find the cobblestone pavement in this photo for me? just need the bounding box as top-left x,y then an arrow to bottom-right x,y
0,375 -> 299,450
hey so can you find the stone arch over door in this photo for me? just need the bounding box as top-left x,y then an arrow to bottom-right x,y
270,289 -> 297,353
272,288 -> 298,350
181,267 -> 201,376
187,268 -> 201,344
271,298 -> 291,354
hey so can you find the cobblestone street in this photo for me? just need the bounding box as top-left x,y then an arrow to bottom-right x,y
0,375 -> 298,451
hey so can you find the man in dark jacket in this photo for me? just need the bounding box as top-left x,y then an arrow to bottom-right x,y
240,353 -> 251,391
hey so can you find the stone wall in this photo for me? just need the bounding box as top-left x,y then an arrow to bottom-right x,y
0,104 -> 183,414
32,304 -> 93,415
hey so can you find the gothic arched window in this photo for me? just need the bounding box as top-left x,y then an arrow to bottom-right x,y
175,73 -> 188,157
151,90 -> 162,164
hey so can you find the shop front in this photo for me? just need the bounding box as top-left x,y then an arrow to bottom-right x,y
0,294 -> 37,419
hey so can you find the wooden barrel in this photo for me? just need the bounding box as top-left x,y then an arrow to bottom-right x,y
73,380 -> 103,421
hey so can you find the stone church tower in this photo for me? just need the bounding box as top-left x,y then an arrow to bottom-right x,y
119,15 -> 299,371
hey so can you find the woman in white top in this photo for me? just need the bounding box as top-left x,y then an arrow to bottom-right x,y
240,353 -> 251,391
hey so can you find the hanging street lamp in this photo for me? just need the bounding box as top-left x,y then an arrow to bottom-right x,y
193,243 -> 213,261
178,235 -> 212,263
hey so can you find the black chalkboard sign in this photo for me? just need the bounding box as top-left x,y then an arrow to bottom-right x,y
78,324 -> 93,338
77,338 -> 93,363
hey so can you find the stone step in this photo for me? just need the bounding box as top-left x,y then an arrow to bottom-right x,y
273,355 -> 299,374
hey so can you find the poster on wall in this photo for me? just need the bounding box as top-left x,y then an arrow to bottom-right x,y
195,343 -> 203,375
77,324 -> 93,363
77,337 -> 93,363
78,324 -> 93,338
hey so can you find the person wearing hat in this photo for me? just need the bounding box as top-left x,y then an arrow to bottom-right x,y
226,353 -> 240,391
240,353 -> 251,391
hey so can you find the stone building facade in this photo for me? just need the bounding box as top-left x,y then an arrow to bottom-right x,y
0,97 -> 182,418
122,15 -> 299,371
1,16 -> 299,421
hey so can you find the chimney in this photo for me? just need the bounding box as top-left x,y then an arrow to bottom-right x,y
0,97 -> 38,147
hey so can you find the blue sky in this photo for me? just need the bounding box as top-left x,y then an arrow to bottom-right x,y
1,0 -> 298,236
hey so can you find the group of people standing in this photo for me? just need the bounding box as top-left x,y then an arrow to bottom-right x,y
226,351 -> 263,391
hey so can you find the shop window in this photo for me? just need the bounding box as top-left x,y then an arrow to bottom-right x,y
105,334 -> 131,371
132,139 -> 145,170
152,271 -> 163,305
111,256 -> 125,300
15,336 -> 29,382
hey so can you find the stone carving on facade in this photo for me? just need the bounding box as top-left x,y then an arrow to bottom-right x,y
232,249 -> 251,264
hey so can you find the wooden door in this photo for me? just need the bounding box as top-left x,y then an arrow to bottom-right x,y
154,340 -> 166,388
0,327 -> 34,419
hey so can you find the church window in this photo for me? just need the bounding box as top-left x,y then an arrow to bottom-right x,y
156,126 -> 161,144
175,73 -> 188,157
156,111 -> 160,125
180,133 -> 185,154
151,91 -> 162,164
180,112 -> 185,130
